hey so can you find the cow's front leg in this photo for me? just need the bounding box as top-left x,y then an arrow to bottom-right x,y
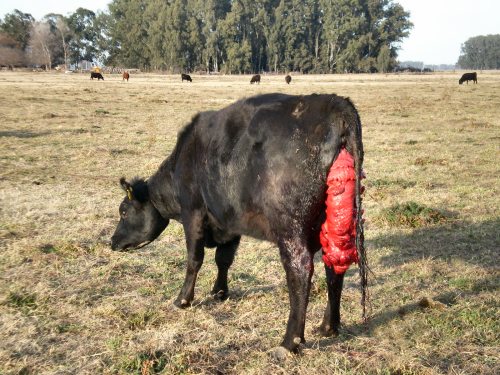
174,211 -> 205,308
212,236 -> 240,300
277,237 -> 314,353
318,265 -> 345,336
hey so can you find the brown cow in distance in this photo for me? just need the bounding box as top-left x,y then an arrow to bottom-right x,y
181,73 -> 192,82
250,74 -> 261,84
285,75 -> 292,84
123,71 -> 130,81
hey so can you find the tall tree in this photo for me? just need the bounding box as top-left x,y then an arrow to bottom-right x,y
0,9 -> 34,50
144,0 -> 168,70
199,0 -> 231,72
43,13 -> 72,68
67,8 -> 99,66
108,0 -> 150,68
101,0 -> 413,73
93,11 -> 113,65
28,21 -> 56,70
0,32 -> 25,67
164,0 -> 189,71
218,0 -> 253,73
186,0 -> 205,72
458,34 -> 500,70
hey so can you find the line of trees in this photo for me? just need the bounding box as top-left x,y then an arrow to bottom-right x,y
0,0 -> 413,73
105,0 -> 413,73
458,34 -> 500,70
0,8 -> 106,70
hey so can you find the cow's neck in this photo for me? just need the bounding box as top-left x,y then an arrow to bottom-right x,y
148,158 -> 181,220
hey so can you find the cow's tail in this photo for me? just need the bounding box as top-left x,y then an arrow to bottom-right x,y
344,98 -> 370,321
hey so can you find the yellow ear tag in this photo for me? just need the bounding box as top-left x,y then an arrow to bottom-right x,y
127,188 -> 133,200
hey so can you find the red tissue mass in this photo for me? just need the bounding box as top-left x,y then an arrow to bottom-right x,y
320,148 -> 361,274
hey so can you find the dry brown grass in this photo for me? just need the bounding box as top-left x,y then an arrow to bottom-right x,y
0,71 -> 499,374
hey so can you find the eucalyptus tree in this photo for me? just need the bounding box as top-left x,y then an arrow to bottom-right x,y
458,34 -> 500,70
218,0 -> 253,73
0,9 -> 34,50
107,0 -> 150,68
43,13 -> 72,68
67,8 -> 99,66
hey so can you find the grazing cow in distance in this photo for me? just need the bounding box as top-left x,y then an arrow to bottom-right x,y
459,72 -> 477,85
90,72 -> 104,81
110,93 -> 367,356
181,73 -> 192,82
122,71 -> 130,82
250,74 -> 261,84
285,75 -> 292,84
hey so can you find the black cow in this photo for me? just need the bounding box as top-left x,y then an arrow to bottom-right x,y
250,74 -> 261,84
90,72 -> 104,80
111,93 -> 367,355
285,75 -> 292,84
459,72 -> 477,85
181,73 -> 192,82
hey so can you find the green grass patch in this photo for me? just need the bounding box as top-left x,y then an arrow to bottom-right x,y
121,309 -> 161,330
377,201 -> 449,228
56,322 -> 83,334
39,243 -> 56,254
6,290 -> 37,313
414,157 -> 448,166
120,350 -> 169,374
368,178 -> 416,189
95,109 -> 110,115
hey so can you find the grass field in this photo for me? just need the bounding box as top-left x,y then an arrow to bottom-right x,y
0,71 -> 498,374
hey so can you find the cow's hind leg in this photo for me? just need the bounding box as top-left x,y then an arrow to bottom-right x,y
174,211 -> 205,308
212,236 -> 240,300
277,237 -> 314,353
318,265 -> 345,336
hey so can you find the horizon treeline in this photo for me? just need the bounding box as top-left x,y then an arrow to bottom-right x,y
457,34 -> 500,70
106,0 -> 413,74
0,0 -> 414,73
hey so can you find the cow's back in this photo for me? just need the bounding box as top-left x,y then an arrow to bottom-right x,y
173,94 -> 354,243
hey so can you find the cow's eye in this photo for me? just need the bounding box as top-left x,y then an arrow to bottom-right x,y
121,211 -> 127,218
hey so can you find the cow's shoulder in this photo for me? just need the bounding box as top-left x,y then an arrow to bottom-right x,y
169,111 -> 214,164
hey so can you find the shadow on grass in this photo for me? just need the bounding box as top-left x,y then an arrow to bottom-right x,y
311,276 -> 498,350
0,130 -> 52,138
372,218 -> 499,268
310,218 -> 499,348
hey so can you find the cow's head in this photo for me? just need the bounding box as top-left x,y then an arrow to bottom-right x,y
110,177 -> 169,251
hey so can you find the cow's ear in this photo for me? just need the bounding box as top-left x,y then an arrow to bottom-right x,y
120,177 -> 134,200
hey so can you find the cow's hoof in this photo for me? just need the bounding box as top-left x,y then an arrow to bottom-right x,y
211,289 -> 228,301
316,323 -> 339,337
269,346 -> 291,361
173,298 -> 191,309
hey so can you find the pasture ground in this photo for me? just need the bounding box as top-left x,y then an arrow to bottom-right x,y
0,71 -> 498,374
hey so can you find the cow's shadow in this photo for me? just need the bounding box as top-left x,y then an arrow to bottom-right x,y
311,275 -> 497,349
309,218 -> 499,347
372,218 -> 499,269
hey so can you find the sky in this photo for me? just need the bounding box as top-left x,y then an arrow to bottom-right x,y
1,0 -> 499,65
396,0 -> 499,65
